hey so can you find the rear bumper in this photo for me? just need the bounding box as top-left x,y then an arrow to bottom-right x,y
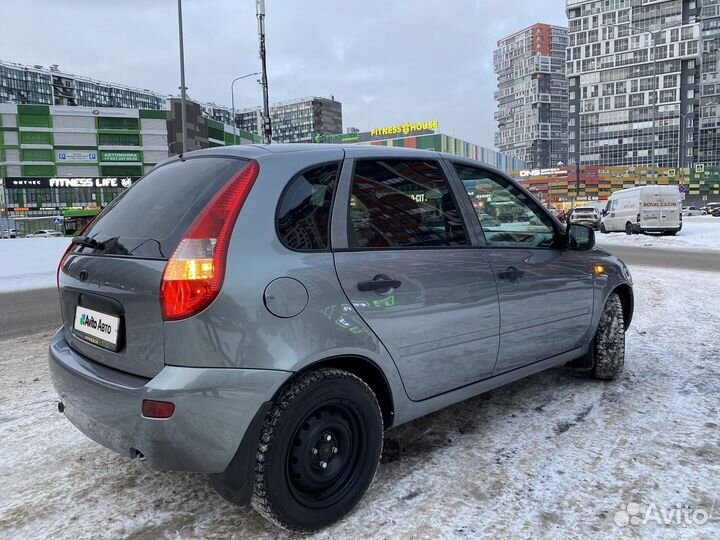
633,224 -> 682,234
570,219 -> 600,228
48,329 -> 290,473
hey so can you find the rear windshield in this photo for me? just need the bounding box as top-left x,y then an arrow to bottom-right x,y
574,208 -> 595,212
72,157 -> 249,259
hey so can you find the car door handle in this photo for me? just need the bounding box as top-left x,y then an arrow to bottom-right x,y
358,275 -> 402,292
497,266 -> 524,282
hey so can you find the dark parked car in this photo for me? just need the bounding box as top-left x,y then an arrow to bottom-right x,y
49,145 -> 633,532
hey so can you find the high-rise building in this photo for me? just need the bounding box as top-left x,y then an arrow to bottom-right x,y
0,60 -> 166,110
565,0 -> 720,170
205,96 -> 343,144
494,23 -> 569,168
699,0 -> 720,167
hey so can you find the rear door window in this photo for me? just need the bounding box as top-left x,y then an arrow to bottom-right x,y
72,157 -> 249,259
276,163 -> 339,250
348,159 -> 468,248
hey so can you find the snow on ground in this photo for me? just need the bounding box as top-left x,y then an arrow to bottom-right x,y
1,267 -> 719,539
0,238 -> 71,293
596,215 -> 720,252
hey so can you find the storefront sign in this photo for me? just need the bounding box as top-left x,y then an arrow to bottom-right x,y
100,151 -> 141,162
57,151 -> 97,162
3,177 -> 136,189
370,120 -> 439,137
519,168 -> 567,177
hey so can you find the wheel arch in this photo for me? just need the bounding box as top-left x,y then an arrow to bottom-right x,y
287,355 -> 395,429
610,283 -> 633,329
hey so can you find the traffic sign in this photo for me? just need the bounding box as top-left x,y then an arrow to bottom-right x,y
53,216 -> 62,225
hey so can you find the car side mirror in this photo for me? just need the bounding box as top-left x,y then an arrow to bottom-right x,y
601,209 -> 607,216
566,223 -> 595,251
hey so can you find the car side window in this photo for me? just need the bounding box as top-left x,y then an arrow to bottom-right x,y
277,162 -> 339,251
348,159 -> 468,248
453,163 -> 555,248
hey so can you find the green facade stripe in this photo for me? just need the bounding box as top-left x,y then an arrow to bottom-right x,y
207,119 -> 223,130
101,165 -> 142,176
18,114 -> 52,128
97,117 -> 139,130
53,146 -> 99,150
17,104 -> 50,115
139,109 -> 168,119
1,127 -> 20,131
21,148 -> 54,161
208,127 -> 224,141
22,164 -> 55,176
19,131 -> 53,145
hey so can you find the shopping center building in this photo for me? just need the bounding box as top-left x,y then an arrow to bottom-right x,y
0,102 -> 257,235
316,121 -> 527,172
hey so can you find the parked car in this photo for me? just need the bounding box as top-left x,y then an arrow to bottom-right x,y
681,206 -> 705,216
570,206 -> 601,229
1,228 -> 17,238
712,207 -> 720,217
600,185 -> 682,235
703,202 -> 720,215
49,145 -> 633,532
26,229 -> 63,238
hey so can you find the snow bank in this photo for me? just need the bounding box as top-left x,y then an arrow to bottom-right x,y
0,238 -> 71,293
596,215 -> 720,252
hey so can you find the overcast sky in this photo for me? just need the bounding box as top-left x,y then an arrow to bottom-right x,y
1,0 -> 566,148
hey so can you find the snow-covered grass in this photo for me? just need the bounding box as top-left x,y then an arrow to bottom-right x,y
596,215 -> 720,252
1,267 -> 719,538
0,238 -> 71,293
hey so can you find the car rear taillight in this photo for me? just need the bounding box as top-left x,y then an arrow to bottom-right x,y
160,160 -> 260,321
636,213 -> 641,223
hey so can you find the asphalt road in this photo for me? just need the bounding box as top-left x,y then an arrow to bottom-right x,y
0,245 -> 717,341
0,287 -> 61,341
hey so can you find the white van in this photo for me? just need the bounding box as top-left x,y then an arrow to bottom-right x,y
600,185 -> 682,235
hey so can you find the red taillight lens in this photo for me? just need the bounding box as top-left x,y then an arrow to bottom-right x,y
142,399 -> 175,419
636,213 -> 641,223
160,160 -> 260,321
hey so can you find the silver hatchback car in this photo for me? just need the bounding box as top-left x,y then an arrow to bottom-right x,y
49,144 -> 633,532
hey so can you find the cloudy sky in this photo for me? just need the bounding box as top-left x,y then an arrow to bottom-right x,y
1,0 -> 566,148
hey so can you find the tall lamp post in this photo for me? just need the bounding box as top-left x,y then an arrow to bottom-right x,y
177,0 -> 188,153
256,0 -> 271,144
231,72 -> 261,145
602,23 -> 661,182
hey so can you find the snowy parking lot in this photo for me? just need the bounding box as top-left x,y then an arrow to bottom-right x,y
1,265 -> 718,539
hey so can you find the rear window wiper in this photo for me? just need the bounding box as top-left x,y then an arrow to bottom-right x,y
72,235 -> 105,250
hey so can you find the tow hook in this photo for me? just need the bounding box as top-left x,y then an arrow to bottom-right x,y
57,402 -> 65,414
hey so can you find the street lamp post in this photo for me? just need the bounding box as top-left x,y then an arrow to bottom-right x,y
602,23 -> 660,182
256,0 -> 271,144
177,0 -> 188,154
230,72 -> 261,145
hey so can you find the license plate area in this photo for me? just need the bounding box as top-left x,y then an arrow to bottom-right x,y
72,293 -> 125,352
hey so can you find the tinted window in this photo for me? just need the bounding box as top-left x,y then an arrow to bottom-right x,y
454,164 -> 555,248
277,163 -> 339,250
349,159 -> 468,248
74,157 -> 249,259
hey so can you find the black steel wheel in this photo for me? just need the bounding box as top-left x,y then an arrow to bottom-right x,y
252,368 -> 383,532
625,222 -> 633,235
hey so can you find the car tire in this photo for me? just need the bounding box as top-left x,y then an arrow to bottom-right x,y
591,293 -> 625,380
600,223 -> 608,234
251,368 -> 383,533
625,222 -> 633,235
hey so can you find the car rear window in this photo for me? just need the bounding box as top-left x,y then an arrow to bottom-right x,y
72,157 -> 249,259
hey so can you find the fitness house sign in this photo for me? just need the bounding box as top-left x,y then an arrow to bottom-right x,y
370,120 -> 439,137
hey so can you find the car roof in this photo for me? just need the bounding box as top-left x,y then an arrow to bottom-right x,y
159,144 -> 505,173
